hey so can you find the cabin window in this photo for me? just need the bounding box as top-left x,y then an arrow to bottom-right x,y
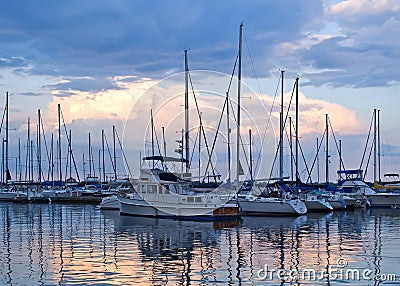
164,185 -> 170,194
158,186 -> 163,194
140,185 -> 146,193
148,185 -> 157,194
188,197 -> 194,203
195,197 -> 202,203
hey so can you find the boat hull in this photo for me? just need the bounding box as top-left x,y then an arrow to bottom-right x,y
119,195 -> 238,219
99,195 -> 120,210
304,199 -> 333,212
367,193 -> 400,208
238,198 -> 307,215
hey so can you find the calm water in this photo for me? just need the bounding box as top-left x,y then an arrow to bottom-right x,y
0,202 -> 399,285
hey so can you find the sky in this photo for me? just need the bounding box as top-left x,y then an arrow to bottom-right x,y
1,0 -> 400,183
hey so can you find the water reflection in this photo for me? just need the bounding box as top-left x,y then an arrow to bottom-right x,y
0,202 -> 399,285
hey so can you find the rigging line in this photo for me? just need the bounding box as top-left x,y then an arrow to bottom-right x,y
298,135 -> 313,184
103,132 -> 116,177
306,129 -> 326,183
254,73 -> 281,174
284,124 -> 294,179
328,117 -> 345,171
40,117 -> 51,181
114,128 -> 133,179
244,32 -> 262,95
60,109 -> 80,181
196,53 -> 237,179
360,112 -> 374,170
0,104 -> 6,134
188,72 -> 217,178
282,80 -> 296,137
189,124 -> 199,171
226,96 -> 252,179
227,54 -> 239,95
152,124 -> 163,167
203,97 -> 227,179
363,135 -> 374,180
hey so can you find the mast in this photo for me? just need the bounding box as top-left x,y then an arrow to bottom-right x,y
113,125 -> 117,180
88,132 -> 92,177
184,49 -> 189,173
69,130 -> 72,179
198,121 -> 201,180
289,116 -> 293,181
162,127 -> 167,158
102,129 -> 105,182
373,108 -> 377,182
18,138 -> 21,182
325,113 -> 329,184
279,70 -> 285,179
339,139 -> 342,172
5,92 -> 9,183
162,126 -> 167,171
226,92 -> 231,187
30,139 -> 34,181
28,117 -> 31,181
150,109 -> 155,169
1,139 -> 4,183
316,137 -> 320,182
236,23 -> 243,189
377,109 -> 381,182
58,104 -> 62,182
295,77 -> 299,183
82,153 -> 86,181
51,134 -> 54,183
38,109 -> 42,183
249,129 -> 253,181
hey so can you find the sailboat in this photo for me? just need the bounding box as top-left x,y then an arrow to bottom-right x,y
338,109 -> 400,208
236,55 -> 307,215
119,40 -> 239,218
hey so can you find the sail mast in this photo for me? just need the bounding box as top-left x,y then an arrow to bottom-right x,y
150,109 -> 155,169
184,49 -> 189,173
58,104 -> 62,182
279,70 -> 284,179
113,125 -> 117,180
5,92 -> 9,183
325,113 -> 329,184
236,23 -> 243,189
377,109 -> 381,182
88,132 -> 92,178
102,129 -> 105,182
295,77 -> 299,182
38,109 -> 42,183
249,129 -> 253,181
373,108 -> 377,182
226,92 -> 231,187
28,117 -> 31,181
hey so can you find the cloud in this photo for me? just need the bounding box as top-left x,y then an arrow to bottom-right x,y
21,91 -> 41,96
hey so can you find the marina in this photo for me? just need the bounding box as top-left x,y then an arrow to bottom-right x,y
1,1 -> 400,285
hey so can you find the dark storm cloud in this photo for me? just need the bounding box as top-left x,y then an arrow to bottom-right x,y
1,0 -> 399,91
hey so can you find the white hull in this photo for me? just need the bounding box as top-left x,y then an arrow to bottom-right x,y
0,191 -> 17,201
304,199 -> 333,212
343,196 -> 357,208
119,193 -> 238,218
238,197 -> 307,215
367,193 -> 400,208
99,195 -> 120,210
328,200 -> 346,210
